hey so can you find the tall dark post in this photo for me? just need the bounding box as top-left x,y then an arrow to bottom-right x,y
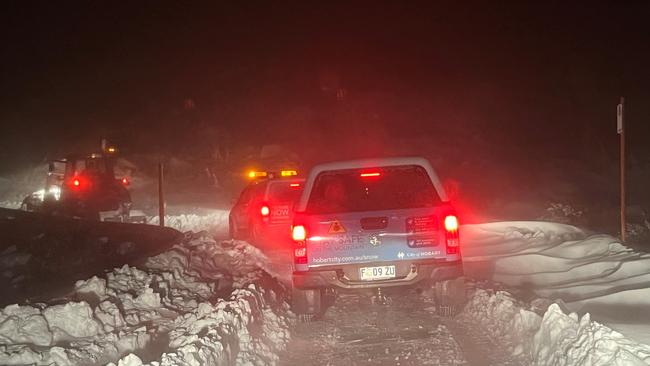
158,162 -> 165,227
618,97 -> 626,241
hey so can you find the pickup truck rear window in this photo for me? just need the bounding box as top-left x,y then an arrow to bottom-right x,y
267,182 -> 303,203
306,165 -> 441,214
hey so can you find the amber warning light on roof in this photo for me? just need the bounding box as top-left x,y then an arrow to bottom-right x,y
247,171 -> 268,179
281,170 -> 298,177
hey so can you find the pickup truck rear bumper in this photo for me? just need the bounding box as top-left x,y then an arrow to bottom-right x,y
292,259 -> 463,290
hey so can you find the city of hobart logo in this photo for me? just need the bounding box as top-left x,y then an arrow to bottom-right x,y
369,234 -> 381,246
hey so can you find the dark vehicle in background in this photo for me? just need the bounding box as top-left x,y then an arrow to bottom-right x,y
229,171 -> 305,245
21,149 -> 145,223
290,157 -> 465,319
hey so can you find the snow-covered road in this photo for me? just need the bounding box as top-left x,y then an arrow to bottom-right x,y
280,290 -> 522,366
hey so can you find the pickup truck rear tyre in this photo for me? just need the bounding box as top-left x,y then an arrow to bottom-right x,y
322,288 -> 337,308
229,218 -> 236,239
249,221 -> 262,245
229,218 -> 246,240
291,288 -> 322,320
434,277 -> 466,316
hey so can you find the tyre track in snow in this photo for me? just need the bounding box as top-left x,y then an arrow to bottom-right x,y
280,292 -> 523,366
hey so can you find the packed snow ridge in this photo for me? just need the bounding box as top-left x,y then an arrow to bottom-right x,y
460,289 -> 650,365
460,221 -> 650,365
0,233 -> 291,366
148,210 -> 230,237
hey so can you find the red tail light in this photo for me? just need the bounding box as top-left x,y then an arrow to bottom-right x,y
260,205 -> 270,217
360,171 -> 381,178
292,225 -> 308,264
294,246 -> 307,264
260,205 -> 271,217
292,225 -> 306,241
444,215 -> 458,232
444,214 -> 460,254
121,177 -> 129,186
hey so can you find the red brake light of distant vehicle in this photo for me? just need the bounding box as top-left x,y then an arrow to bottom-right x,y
360,172 -> 381,178
292,225 -> 307,241
72,178 -> 81,188
121,178 -> 129,186
444,214 -> 460,254
289,183 -> 301,188
260,205 -> 270,217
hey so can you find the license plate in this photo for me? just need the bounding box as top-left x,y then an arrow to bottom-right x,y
359,265 -> 396,281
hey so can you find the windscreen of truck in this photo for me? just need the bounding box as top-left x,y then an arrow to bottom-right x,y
306,165 -> 442,214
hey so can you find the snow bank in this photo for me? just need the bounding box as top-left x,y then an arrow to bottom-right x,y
462,221 -> 650,345
145,233 -> 277,288
0,233 -> 291,366
533,304 -> 650,366
460,289 -> 650,365
462,222 -> 650,310
148,210 -> 230,237
0,200 -> 21,209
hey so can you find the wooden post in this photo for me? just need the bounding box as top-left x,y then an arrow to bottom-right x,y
158,162 -> 165,227
618,97 -> 626,241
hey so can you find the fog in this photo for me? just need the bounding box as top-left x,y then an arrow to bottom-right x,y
2,2 -> 650,239
3,4 -> 650,364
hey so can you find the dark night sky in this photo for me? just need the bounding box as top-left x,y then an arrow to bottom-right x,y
1,1 -> 649,170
